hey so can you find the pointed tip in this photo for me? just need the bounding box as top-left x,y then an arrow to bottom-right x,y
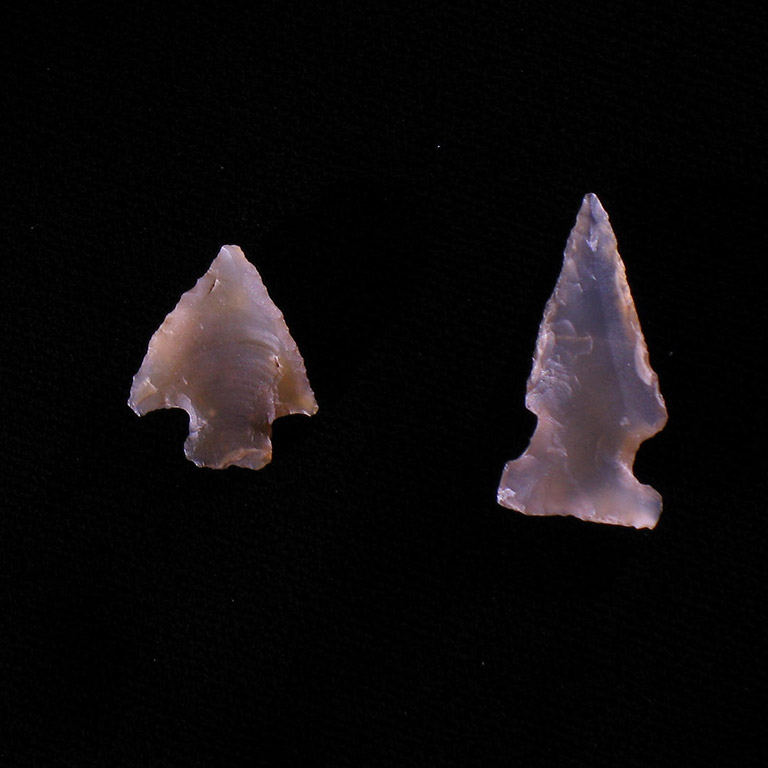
579,192 -> 608,222
570,193 -> 615,254
209,245 -> 250,279
215,244 -> 245,262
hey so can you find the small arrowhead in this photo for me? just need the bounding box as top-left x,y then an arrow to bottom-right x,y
498,196 -> 667,528
129,245 -> 317,470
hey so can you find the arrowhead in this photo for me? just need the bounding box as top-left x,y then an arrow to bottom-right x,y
128,245 -> 317,470
498,196 -> 667,528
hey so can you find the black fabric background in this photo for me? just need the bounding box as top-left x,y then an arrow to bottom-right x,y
3,3 -> 766,766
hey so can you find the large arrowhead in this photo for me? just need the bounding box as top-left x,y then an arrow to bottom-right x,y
128,245 -> 318,470
498,194 -> 667,528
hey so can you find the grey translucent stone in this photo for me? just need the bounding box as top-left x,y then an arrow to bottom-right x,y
498,194 -> 667,529
128,245 -> 318,470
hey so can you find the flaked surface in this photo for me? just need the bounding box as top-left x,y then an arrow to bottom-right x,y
128,245 -> 317,469
498,194 -> 667,528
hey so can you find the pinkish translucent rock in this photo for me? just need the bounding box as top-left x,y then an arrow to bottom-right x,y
498,194 -> 667,529
128,245 -> 317,470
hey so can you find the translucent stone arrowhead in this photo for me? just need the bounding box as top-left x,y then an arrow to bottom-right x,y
498,194 -> 667,529
128,245 -> 318,470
